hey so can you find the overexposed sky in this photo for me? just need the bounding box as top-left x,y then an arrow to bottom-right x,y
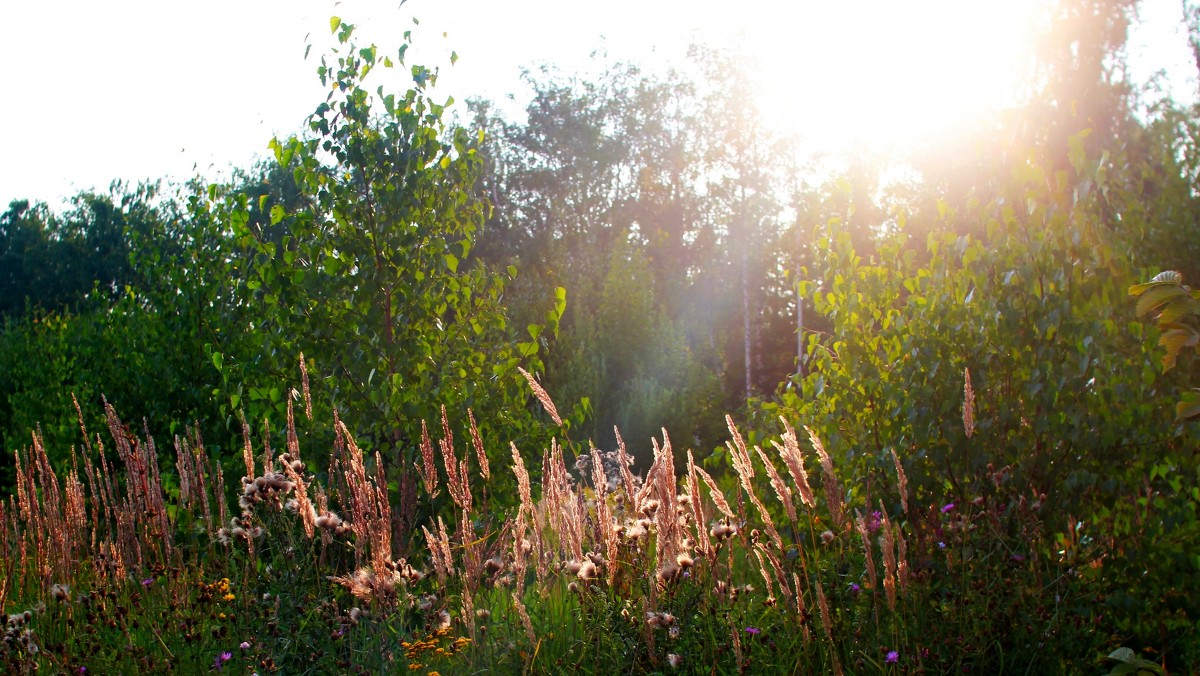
0,0 -> 1194,209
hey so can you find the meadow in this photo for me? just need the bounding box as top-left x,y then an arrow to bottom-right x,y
2,361 -> 1192,674
4,6 -> 1200,674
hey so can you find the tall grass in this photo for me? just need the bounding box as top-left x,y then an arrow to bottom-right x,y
0,368 -> 1183,673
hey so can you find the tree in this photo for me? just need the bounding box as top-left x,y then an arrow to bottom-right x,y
199,18 -> 562,517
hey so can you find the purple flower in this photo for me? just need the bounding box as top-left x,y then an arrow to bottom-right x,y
1009,554 -> 1025,563
141,578 -> 155,587
940,503 -> 955,514
215,651 -> 233,669
849,583 -> 861,594
937,541 -> 946,549
744,626 -> 760,635
866,510 -> 883,534
240,641 -> 251,650
886,650 -> 899,664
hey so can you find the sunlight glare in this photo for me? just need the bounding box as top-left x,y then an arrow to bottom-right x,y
747,0 -> 1042,151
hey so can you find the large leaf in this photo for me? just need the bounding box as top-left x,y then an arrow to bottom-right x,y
1134,283 -> 1187,318
1157,325 -> 1199,371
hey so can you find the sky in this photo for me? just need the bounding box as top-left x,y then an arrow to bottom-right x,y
0,0 -> 1195,209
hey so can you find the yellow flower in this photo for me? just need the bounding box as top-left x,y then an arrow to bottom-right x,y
223,593 -> 236,602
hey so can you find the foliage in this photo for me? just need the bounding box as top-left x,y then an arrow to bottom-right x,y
754,130 -> 1200,669
7,396 -> 1188,674
185,20 -> 568,513
1130,270 -> 1200,418
0,185 -> 224,493
0,186 -> 155,319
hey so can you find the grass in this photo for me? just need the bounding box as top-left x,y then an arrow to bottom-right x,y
0,370 -> 1193,674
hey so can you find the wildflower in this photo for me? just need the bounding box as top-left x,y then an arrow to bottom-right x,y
744,626 -> 761,635
484,556 -> 504,575
223,593 -> 236,601
141,578 -> 155,587
886,650 -> 899,664
214,651 -> 233,669
668,625 -> 681,640
667,653 -> 684,668
645,612 -> 677,629
849,583 -> 861,595
240,641 -> 251,650
937,541 -> 946,549
868,510 -> 884,534
940,503 -> 955,514
50,583 -> 70,602
657,562 -> 683,584
820,530 -> 835,545
710,522 -> 738,540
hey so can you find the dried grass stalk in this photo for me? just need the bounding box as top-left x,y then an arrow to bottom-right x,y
891,448 -> 909,515
727,419 -> 782,551
755,444 -> 797,524
299,352 -> 313,421
854,510 -> 878,593
774,417 -> 816,509
963,367 -> 976,439
686,450 -> 713,559
468,409 -> 490,481
695,465 -> 736,523
518,367 -> 562,426
418,420 -> 439,496
807,426 -> 847,531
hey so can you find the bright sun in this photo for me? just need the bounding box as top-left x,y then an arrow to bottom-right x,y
744,0 -> 1043,152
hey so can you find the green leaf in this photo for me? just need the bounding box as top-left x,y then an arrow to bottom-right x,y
211,352 -> 224,372
330,16 -> 342,33
1158,326 -> 1199,370
444,253 -> 459,272
1157,295 -> 1197,324
1135,284 -> 1187,318
1176,392 -> 1200,420
270,204 -> 286,225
